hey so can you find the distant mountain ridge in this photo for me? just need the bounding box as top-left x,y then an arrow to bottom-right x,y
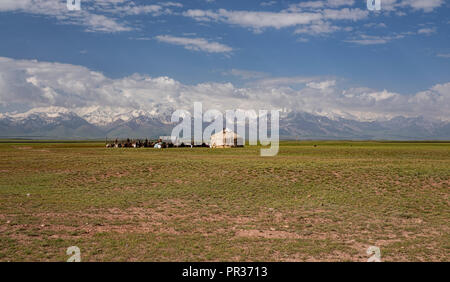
0,107 -> 449,140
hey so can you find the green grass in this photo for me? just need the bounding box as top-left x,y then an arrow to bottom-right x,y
0,141 -> 448,261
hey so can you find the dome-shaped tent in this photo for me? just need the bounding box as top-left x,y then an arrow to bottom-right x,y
210,128 -> 244,148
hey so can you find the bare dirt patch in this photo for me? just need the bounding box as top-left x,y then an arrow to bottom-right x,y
236,229 -> 302,239
13,146 -> 32,150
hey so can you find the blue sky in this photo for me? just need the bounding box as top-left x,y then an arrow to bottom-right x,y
0,0 -> 449,121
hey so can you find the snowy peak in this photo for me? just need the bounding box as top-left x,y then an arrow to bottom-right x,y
2,106 -> 74,120
1,106 -> 168,127
74,107 -> 153,126
0,107 -> 449,140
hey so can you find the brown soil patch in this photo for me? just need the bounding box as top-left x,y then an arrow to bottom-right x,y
99,171 -> 130,180
236,229 -> 302,239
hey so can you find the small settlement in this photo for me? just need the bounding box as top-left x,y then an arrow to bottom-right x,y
106,128 -> 244,149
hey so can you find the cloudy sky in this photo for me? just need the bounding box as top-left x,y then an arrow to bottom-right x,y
0,0 -> 449,121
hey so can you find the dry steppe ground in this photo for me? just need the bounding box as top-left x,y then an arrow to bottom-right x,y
0,141 -> 448,261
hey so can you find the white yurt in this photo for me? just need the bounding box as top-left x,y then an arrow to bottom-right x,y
210,128 -> 244,148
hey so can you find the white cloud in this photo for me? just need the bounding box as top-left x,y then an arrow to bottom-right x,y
261,1 -> 277,7
437,53 -> 450,58
162,2 -> 183,8
378,0 -> 444,12
403,0 -> 444,12
327,0 -> 356,7
286,0 -> 355,11
0,57 -> 449,122
93,1 -> 183,16
345,34 -> 406,45
364,22 -> 387,28
0,0 -> 131,33
252,76 -> 320,87
288,1 -> 326,10
155,35 -> 233,53
307,80 -> 336,90
183,9 -> 321,30
0,0 -> 30,10
417,27 -> 436,35
111,5 -> 165,16
83,13 -> 132,33
322,8 -> 367,20
183,8 -> 367,33
0,0 -> 184,33
224,69 -> 268,80
294,21 -> 341,35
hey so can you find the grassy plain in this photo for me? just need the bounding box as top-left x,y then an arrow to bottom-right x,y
0,141 -> 448,261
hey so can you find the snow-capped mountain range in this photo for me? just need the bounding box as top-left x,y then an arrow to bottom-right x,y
0,107 -> 449,140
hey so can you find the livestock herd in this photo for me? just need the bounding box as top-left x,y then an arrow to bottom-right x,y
106,138 -> 210,148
